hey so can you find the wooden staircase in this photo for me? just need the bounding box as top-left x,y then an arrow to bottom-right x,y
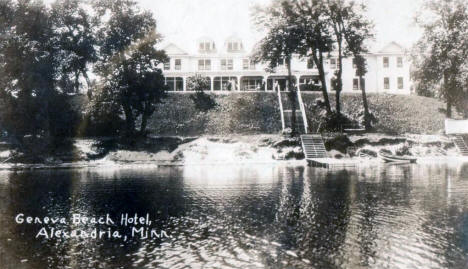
277,86 -> 309,134
283,110 -> 305,133
452,135 -> 468,156
301,134 -> 327,159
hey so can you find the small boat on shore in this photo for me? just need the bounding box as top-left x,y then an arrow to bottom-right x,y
378,149 -> 417,164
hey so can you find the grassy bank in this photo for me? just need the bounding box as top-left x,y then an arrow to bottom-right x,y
148,92 -> 448,135
302,92 -> 448,134
148,92 -> 281,136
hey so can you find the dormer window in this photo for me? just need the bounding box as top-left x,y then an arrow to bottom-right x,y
199,40 -> 215,52
227,41 -> 243,52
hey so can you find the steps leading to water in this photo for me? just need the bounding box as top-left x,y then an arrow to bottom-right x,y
301,134 -> 327,159
283,110 -> 305,133
452,135 -> 468,156
277,87 -> 308,134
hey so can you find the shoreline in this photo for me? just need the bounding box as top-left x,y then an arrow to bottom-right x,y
0,133 -> 467,171
1,156 -> 467,172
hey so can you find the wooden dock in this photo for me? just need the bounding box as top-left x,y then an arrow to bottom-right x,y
451,135 -> 468,156
306,158 -> 360,168
301,134 -> 327,159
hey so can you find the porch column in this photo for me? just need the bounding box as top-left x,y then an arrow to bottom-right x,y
264,76 -> 268,91
210,76 -> 214,91
237,76 -> 241,91
183,76 -> 187,92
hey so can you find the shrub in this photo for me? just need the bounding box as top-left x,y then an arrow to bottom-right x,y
187,75 -> 217,112
190,91 -> 217,112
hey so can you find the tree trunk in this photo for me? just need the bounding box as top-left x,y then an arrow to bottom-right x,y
312,49 -> 332,114
286,57 -> 297,136
446,98 -> 452,118
360,76 -> 371,130
122,101 -> 135,136
140,109 -> 150,136
82,70 -> 92,99
74,70 -> 80,94
444,72 -> 452,118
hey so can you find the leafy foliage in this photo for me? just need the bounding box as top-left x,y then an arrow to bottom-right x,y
187,75 -> 217,112
413,0 -> 468,118
253,1 -> 303,135
89,0 -> 168,136
50,0 -> 97,94
0,0 -> 80,143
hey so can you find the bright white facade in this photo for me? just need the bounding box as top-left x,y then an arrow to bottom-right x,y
161,37 -> 411,95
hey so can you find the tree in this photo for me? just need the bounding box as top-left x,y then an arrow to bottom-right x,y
325,0 -> 371,117
413,0 -> 468,118
340,2 -> 374,130
187,74 -> 210,92
91,0 -> 168,136
187,75 -> 217,112
283,0 -> 333,114
92,33 -> 168,136
50,0 -> 97,95
0,0 -> 78,141
253,0 -> 303,135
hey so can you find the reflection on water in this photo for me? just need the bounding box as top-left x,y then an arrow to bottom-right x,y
0,163 -> 467,269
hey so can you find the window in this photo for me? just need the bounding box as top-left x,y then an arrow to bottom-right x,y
352,58 -> 357,69
276,58 -> 286,66
228,41 -> 243,52
198,59 -> 211,71
353,78 -> 359,90
384,77 -> 390,89
174,59 -> 181,70
398,77 -> 404,89
241,77 -> 263,91
199,42 -> 214,52
307,58 -> 314,69
330,58 -> 337,69
214,77 -> 237,91
243,59 -> 249,70
243,59 -> 256,70
383,57 -> 389,68
165,77 -> 184,91
163,60 -> 170,70
299,76 -> 320,91
397,57 -> 403,68
221,59 -> 233,70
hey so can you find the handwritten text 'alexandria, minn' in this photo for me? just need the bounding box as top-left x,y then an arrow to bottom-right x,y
14,213 -> 170,240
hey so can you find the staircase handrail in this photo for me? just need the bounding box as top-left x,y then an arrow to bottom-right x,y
297,87 -> 309,134
277,85 -> 286,131
458,135 -> 468,149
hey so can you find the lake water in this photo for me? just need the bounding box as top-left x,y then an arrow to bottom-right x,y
0,163 -> 468,269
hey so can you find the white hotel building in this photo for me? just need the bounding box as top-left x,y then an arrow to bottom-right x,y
161,36 -> 411,94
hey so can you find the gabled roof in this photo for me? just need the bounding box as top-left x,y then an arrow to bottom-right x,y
163,43 -> 188,56
378,42 -> 406,54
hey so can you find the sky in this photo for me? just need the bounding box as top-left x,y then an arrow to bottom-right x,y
136,0 -> 425,52
40,0 -> 425,52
